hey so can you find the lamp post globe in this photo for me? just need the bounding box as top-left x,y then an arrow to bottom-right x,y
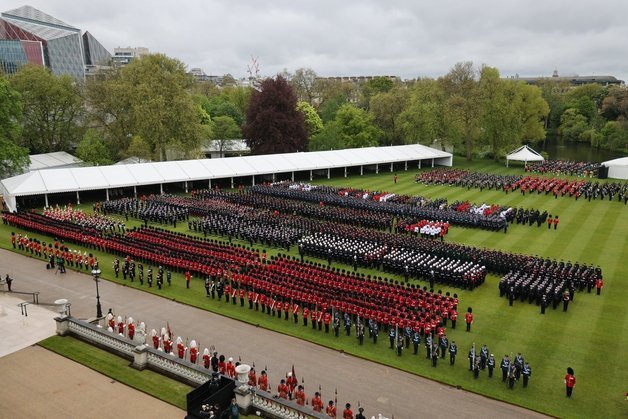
92,266 -> 102,318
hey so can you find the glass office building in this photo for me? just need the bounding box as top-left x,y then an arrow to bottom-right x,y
0,5 -> 110,80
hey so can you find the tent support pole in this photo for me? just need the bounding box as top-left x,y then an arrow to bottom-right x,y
231,177 -> 234,189
185,181 -> 188,193
291,172 -> 294,182
272,173 -> 276,182
160,184 -> 163,194
44,194 -> 49,207
327,168 -> 330,179
252,176 -> 255,186
419,160 -> 422,169
405,161 -> 408,171
208,179 -> 212,189
360,166 -> 363,176
390,162 -> 393,172
376,164 -> 379,174
310,170 -> 313,181
432,158 -> 434,168
107,189 -> 110,201
344,167 -> 347,178
76,191 -> 80,205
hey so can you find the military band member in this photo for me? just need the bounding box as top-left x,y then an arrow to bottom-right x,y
412,330 -> 420,355
449,340 -> 457,365
522,362 -> 531,388
487,354 -> 496,378
357,320 -> 365,345
311,392 -> 323,413
396,333 -> 404,356
501,355 -> 510,382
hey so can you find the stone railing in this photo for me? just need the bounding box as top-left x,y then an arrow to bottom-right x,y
54,316 -> 340,419
55,315 -> 213,386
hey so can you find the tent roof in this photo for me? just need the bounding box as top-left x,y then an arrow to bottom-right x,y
28,152 -> 83,171
602,157 -> 628,167
506,145 -> 544,162
1,144 -> 451,197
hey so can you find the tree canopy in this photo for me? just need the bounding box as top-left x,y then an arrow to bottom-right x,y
11,64 -> 83,153
0,75 -> 29,178
243,76 -> 308,155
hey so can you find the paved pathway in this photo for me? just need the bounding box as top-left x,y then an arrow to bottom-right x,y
0,249 -> 545,418
0,346 -> 185,419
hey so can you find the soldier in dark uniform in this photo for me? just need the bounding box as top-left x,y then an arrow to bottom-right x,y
147,267 -> 153,288
412,330 -> 420,355
333,313 -> 341,337
449,340 -> 457,365
205,277 -> 211,296
480,344 -> 489,370
501,355 -> 510,382
487,354 -> 496,378
473,358 -> 480,379
357,320 -> 365,345
166,270 -> 172,286
113,258 -> 120,278
138,263 -> 144,285
396,333 -> 404,356
344,313 -> 352,336
439,334 -> 448,359
514,353 -> 524,380
522,362 -> 531,388
508,364 -> 517,389
425,334 -> 432,359
389,328 -> 396,349
431,343 -> 439,367
370,320 -> 378,344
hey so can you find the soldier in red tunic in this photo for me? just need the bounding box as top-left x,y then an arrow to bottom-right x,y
342,403 -> 353,419
295,385 -> 306,406
325,400 -> 337,418
311,392 -> 323,412
277,379 -> 289,399
465,307 -> 474,332
202,348 -> 211,369
127,317 -> 135,341
257,370 -> 269,391
189,340 -> 199,364
176,337 -> 186,359
564,367 -> 576,398
247,367 -> 257,387
117,316 -> 125,335
286,371 -> 298,399
163,334 -> 173,354
151,329 -> 160,349
226,357 -> 236,378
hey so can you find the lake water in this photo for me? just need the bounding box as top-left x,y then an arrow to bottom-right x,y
537,137 -> 625,162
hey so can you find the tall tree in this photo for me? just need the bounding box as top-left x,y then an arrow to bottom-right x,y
0,76 -> 29,178
479,66 -> 523,160
370,88 -> 409,145
398,78 -> 449,147
333,104 -> 382,149
11,64 -> 83,153
86,54 -> 205,161
290,68 -> 318,105
440,62 -> 482,160
126,135 -> 153,162
296,101 -> 323,137
75,129 -> 113,166
243,76 -> 308,155
361,76 -> 396,109
211,115 -> 241,157
309,122 -> 344,151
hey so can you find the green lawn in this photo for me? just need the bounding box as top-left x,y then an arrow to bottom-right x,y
39,335 -> 192,409
5,157 -> 627,418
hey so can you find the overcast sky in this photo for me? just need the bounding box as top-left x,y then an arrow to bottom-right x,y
5,0 -> 628,82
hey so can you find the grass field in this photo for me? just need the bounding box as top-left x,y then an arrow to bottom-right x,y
39,335 -> 192,409
4,157 -> 627,418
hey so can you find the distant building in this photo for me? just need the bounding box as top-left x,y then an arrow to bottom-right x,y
0,5 -> 111,79
112,46 -> 149,66
202,140 -> 250,159
507,70 -> 624,86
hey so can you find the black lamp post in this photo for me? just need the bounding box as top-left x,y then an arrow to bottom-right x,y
92,264 -> 102,318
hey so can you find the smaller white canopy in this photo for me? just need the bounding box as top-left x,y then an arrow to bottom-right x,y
506,145 -> 544,167
601,156 -> 628,180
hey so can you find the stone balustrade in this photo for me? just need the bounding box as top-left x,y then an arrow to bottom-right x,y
54,316 -> 330,418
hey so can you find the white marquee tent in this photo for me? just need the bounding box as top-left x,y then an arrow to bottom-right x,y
506,145 -> 544,167
601,156 -> 628,180
1,144 -> 452,212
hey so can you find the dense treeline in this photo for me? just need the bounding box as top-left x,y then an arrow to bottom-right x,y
1,57 -> 626,178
